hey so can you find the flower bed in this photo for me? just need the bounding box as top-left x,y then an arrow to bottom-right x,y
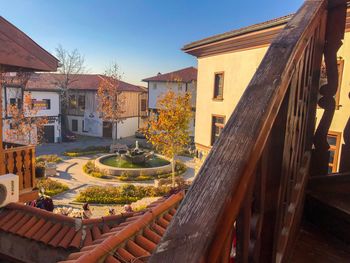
35,155 -> 62,178
75,184 -> 171,204
37,178 -> 69,196
63,146 -> 109,157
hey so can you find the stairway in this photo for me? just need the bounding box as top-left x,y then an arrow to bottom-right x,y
290,173 -> 350,262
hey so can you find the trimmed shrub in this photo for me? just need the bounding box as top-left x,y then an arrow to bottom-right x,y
37,178 -> 69,196
36,154 -> 63,163
83,161 -> 108,178
75,184 -> 171,204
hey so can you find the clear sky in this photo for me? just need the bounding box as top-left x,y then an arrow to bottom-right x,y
2,0 -> 303,85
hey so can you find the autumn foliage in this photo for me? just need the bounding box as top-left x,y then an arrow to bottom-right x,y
5,93 -> 48,145
146,90 -> 192,187
97,64 -> 126,144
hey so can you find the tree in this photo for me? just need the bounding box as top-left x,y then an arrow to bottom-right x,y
55,45 -> 86,132
146,89 -> 192,187
5,92 -> 48,145
96,63 -> 126,145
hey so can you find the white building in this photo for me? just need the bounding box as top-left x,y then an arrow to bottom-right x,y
2,73 -> 61,144
26,73 -> 148,139
142,67 -> 197,138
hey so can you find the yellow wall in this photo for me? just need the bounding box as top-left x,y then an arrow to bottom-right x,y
195,47 -> 268,157
195,31 -> 350,172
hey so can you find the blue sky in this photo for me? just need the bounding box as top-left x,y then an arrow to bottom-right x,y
2,0 -> 303,85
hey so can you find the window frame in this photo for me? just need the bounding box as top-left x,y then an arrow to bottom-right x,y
211,114 -> 225,146
213,72 -> 224,101
69,95 -> 77,110
43,99 -> 51,110
78,95 -> 86,110
327,131 -> 341,173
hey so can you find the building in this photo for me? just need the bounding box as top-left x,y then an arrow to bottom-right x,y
185,9 -> 350,174
143,67 -> 197,138
24,73 -> 148,140
2,73 -> 61,144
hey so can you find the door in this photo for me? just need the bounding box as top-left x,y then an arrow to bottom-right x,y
43,125 -> 55,143
103,122 -> 112,138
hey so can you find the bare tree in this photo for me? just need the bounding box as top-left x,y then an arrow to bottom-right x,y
55,45 -> 86,133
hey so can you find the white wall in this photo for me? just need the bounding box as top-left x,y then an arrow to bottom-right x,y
67,115 -> 103,137
117,117 -> 139,139
26,91 -> 60,117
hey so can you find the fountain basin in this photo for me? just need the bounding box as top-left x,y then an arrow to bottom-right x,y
95,154 -> 172,176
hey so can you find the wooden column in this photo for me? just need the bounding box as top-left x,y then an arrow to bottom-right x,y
311,0 -> 347,176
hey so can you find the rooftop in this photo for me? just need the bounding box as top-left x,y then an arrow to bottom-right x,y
142,67 -> 197,83
182,14 -> 293,52
0,192 -> 184,263
24,73 -> 146,93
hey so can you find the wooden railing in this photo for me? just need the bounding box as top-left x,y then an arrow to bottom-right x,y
149,1 -> 346,263
3,145 -> 36,191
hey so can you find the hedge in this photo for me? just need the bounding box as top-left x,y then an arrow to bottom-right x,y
63,146 -> 109,157
37,178 -> 69,196
75,184 -> 171,204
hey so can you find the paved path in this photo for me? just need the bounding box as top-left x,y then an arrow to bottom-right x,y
49,154 -> 196,205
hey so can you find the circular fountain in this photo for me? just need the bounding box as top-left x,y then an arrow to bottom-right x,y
95,141 -> 172,176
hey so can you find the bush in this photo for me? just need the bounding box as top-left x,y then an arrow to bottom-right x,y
37,178 -> 69,196
75,184 -> 171,204
36,154 -> 62,164
63,146 -> 109,157
83,161 -> 108,178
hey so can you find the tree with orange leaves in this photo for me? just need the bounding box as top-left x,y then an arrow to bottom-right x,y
5,92 -> 48,145
146,90 -> 192,187
97,63 -> 126,145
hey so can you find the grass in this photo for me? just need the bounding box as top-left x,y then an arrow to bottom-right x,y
63,146 -> 109,157
37,178 -> 69,197
75,184 -> 171,204
101,156 -> 170,168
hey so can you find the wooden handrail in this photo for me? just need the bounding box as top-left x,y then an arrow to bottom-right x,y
149,0 -> 347,262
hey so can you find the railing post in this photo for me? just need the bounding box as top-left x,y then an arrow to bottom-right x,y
311,0 -> 347,176
0,90 -> 4,175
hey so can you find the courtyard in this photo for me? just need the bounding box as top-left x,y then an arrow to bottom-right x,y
36,135 -> 195,217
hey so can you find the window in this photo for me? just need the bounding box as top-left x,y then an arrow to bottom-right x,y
43,99 -> 51,110
211,115 -> 225,145
69,95 -> 77,109
82,120 -> 88,132
141,99 -> 147,111
9,98 -> 16,106
78,95 -> 85,110
72,119 -> 78,132
327,131 -> 341,173
213,72 -> 224,100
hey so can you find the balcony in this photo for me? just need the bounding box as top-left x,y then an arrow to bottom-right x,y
2,143 -> 37,202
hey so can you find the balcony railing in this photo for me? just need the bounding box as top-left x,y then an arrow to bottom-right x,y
149,0 -> 347,262
3,144 -> 36,191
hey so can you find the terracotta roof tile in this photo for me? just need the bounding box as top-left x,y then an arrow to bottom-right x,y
0,202 -> 134,255
24,73 -> 146,93
142,67 -> 197,83
57,192 -> 184,263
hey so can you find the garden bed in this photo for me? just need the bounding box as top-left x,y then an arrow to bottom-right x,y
37,178 -> 69,196
75,184 -> 171,204
63,146 -> 109,157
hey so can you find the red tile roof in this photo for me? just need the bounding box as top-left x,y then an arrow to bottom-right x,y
142,67 -> 197,83
0,16 -> 58,72
0,202 -> 134,251
58,191 -> 184,263
24,73 -> 146,93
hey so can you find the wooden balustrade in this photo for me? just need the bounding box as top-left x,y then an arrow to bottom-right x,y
149,1 -> 347,263
3,145 -> 36,191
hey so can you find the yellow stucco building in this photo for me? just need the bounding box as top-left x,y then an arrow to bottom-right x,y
185,11 -> 350,173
